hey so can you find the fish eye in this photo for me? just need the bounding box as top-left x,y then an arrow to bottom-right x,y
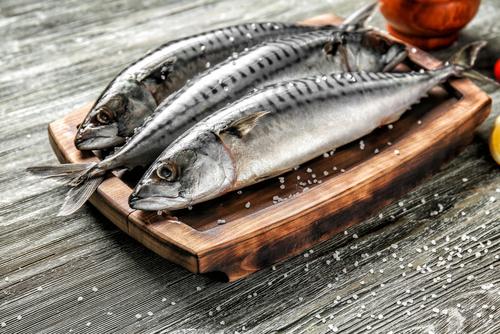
156,161 -> 177,182
96,108 -> 114,125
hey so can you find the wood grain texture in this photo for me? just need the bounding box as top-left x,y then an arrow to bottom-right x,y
0,0 -> 499,333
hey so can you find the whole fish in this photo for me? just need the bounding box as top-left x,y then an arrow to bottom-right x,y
75,23 -> 318,150
75,2 -> 377,150
105,29 -> 405,167
29,5 -> 406,216
129,42 -> 489,211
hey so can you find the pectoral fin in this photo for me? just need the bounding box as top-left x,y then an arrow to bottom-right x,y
140,56 -> 177,83
219,111 -> 270,138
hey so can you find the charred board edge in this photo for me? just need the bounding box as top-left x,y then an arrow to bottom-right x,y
46,15 -> 492,281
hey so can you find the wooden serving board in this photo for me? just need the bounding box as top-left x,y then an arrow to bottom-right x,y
48,14 -> 491,281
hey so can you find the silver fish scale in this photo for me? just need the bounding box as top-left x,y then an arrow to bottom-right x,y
241,71 -> 426,113
111,29 -> 344,166
203,67 -> 456,186
96,22 -> 316,107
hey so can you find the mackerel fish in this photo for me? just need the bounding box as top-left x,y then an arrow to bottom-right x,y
129,42 -> 490,211
74,2 -> 377,150
29,4 -> 408,216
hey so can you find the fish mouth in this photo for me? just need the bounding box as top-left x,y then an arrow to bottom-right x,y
75,135 -> 125,150
129,195 -> 190,211
75,124 -> 124,150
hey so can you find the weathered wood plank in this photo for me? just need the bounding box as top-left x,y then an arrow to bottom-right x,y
0,0 -> 498,333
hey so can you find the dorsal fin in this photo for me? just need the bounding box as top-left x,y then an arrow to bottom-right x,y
219,111 -> 270,138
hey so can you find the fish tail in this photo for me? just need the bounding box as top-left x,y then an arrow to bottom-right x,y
27,163 -> 97,179
57,176 -> 104,216
27,162 -> 105,215
449,41 -> 486,70
448,41 -> 499,87
382,44 -> 408,72
341,1 -> 377,29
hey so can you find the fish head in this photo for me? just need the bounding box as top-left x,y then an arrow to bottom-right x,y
75,79 -> 156,150
325,30 -> 407,72
129,130 -> 235,211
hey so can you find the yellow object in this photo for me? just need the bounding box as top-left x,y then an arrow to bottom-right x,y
490,115 -> 500,165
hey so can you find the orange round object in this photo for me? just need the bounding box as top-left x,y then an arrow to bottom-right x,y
379,0 -> 481,50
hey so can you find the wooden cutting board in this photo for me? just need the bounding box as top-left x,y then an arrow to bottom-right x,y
47,14 -> 491,281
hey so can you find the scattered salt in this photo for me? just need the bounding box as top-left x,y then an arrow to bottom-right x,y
481,283 -> 494,290
328,324 -> 339,332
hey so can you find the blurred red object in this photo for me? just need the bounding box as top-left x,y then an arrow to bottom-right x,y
495,59 -> 500,82
379,0 -> 480,50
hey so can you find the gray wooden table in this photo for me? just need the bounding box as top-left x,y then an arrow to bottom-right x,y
1,1 -> 499,333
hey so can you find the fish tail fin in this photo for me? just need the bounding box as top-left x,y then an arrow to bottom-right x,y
27,163 -> 96,179
27,162 -> 105,216
341,1 -> 377,29
449,41 -> 486,70
382,44 -> 408,72
448,41 -> 499,87
57,176 -> 104,216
